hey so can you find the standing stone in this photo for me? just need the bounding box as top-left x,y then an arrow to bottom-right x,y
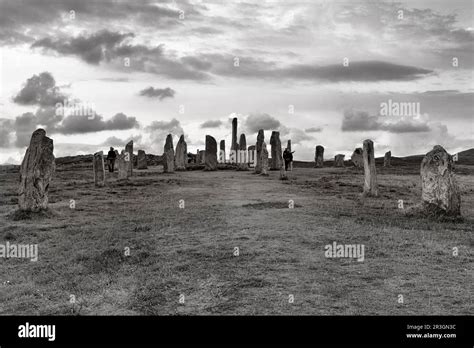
248,145 -> 256,168
219,140 -> 226,163
205,135 -> 217,171
117,150 -> 129,180
238,134 -> 248,170
261,142 -> 269,176
419,145 -> 460,216
231,117 -> 238,152
334,154 -> 345,167
255,129 -> 264,174
93,151 -> 106,186
351,148 -> 363,168
270,131 -> 283,170
199,150 -> 205,164
18,129 -> 55,211
287,140 -> 291,152
175,135 -> 187,171
125,140 -> 133,177
315,145 -> 324,168
384,151 -> 391,167
137,150 -> 147,169
363,139 -> 378,196
163,134 -> 175,173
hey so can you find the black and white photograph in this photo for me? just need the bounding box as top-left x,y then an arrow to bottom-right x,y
0,0 -> 472,346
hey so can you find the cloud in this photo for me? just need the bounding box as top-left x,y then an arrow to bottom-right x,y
305,127 -> 322,133
58,112 -> 139,135
244,113 -> 281,133
101,135 -> 143,147
139,87 -> 176,100
200,120 -> 222,128
341,109 -> 431,133
12,72 -> 67,106
145,118 -> 184,151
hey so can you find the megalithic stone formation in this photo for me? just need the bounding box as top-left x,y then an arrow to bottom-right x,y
419,145 -> 461,216
261,142 -> 269,175
18,129 -> 55,212
93,151 -> 106,186
137,150 -> 147,169
125,140 -> 133,177
270,131 -> 283,170
163,134 -> 175,173
315,145 -> 324,168
231,117 -> 238,152
205,135 -> 218,171
384,151 -> 391,167
175,135 -> 187,171
117,150 -> 129,180
334,154 -> 345,167
287,140 -> 291,152
363,139 -> 378,196
351,148 -> 363,168
220,140 -> 226,163
255,129 -> 264,174
238,134 -> 248,170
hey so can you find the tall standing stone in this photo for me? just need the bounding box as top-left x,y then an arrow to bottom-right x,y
315,145 -> 324,168
18,129 -> 55,211
175,135 -> 187,171
384,151 -> 391,167
93,151 -> 106,186
287,140 -> 291,152
231,117 -> 238,152
125,140 -> 133,177
334,154 -> 345,167
163,134 -> 175,173
419,145 -> 460,216
255,129 -> 264,174
238,134 -> 248,170
117,150 -> 129,180
261,142 -> 269,175
137,150 -> 147,169
351,148 -> 363,168
205,135 -> 217,171
270,131 -> 283,170
219,140 -> 226,163
363,139 -> 378,196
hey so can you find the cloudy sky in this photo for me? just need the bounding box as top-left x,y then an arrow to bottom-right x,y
0,0 -> 472,164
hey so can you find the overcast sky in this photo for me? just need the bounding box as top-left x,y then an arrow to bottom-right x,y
0,0 -> 472,164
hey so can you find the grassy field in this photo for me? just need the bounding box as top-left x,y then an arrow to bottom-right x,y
0,160 -> 473,315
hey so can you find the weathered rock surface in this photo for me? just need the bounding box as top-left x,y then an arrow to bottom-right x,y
334,154 -> 345,167
231,117 -> 238,152
125,140 -> 133,177
255,129 -> 264,174
219,140 -> 226,163
163,134 -> 175,173
270,131 -> 283,170
117,150 -> 129,180
137,150 -> 147,169
175,135 -> 187,171
363,139 -> 378,196
261,142 -> 269,175
205,135 -> 218,171
18,129 -> 55,211
351,148 -> 363,168
93,151 -> 106,186
419,145 -> 461,216
315,145 -> 324,168
238,134 -> 248,170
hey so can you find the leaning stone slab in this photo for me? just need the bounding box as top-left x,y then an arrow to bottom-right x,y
93,151 -> 106,186
18,129 -> 55,211
384,151 -> 391,167
205,135 -> 218,171
351,148 -> 363,168
362,139 -> 378,196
